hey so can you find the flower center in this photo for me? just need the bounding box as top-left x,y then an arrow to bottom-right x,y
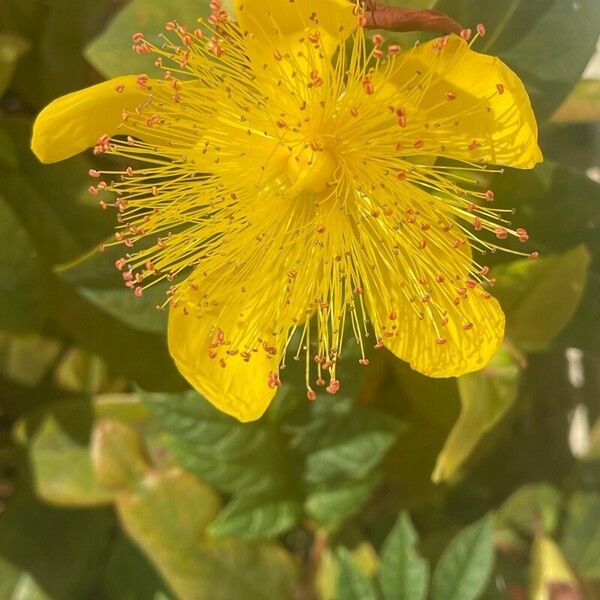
287,145 -> 337,194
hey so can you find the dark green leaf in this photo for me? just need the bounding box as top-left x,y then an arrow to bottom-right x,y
36,0 -> 115,103
432,515 -> 495,600
104,536 -> 172,600
48,277 -> 184,390
380,513 -> 429,600
0,128 -> 18,169
0,193 -> 47,332
0,117 -> 112,264
435,0 -> 600,121
57,245 -> 168,334
560,492 -> 600,578
0,487 -> 113,600
208,495 -> 302,540
337,548 -> 378,600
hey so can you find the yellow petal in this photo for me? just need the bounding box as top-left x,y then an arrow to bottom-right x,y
168,262 -> 300,422
363,201 -> 505,377
32,76 -> 153,164
388,35 -> 542,169
168,305 -> 278,422
385,285 -> 504,378
233,0 -> 356,61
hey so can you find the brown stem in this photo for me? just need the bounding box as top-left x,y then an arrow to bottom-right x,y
363,3 -> 463,36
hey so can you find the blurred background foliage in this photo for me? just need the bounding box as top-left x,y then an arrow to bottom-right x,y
0,0 -> 600,598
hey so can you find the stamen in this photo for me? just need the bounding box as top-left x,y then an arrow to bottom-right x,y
87,7 -> 537,399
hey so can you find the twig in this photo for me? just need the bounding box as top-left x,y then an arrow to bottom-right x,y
363,2 -> 463,35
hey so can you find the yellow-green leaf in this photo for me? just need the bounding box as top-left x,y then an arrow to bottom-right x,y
115,467 -> 297,600
493,245 -> 591,352
552,79 -> 600,123
495,483 -> 563,539
560,492 -> 600,578
16,394 -> 152,507
0,33 -> 30,96
530,535 -> 580,600
432,348 -> 520,483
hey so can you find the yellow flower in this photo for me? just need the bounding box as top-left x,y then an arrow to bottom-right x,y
32,0 -> 542,422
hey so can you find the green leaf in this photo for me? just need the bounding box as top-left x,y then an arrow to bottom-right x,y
435,0 -> 600,122
560,492 -> 600,578
380,513 -> 429,600
493,245 -> 590,352
495,483 -> 562,538
432,515 -> 495,600
300,410 -> 403,485
304,475 -> 381,525
0,193 -> 48,333
432,348 -> 520,483
552,78 -> 600,123
57,245 -> 168,335
208,495 -> 303,540
0,33 -> 30,96
141,389 -> 298,496
85,0 -> 211,78
285,398 -> 404,486
337,548 -> 378,600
